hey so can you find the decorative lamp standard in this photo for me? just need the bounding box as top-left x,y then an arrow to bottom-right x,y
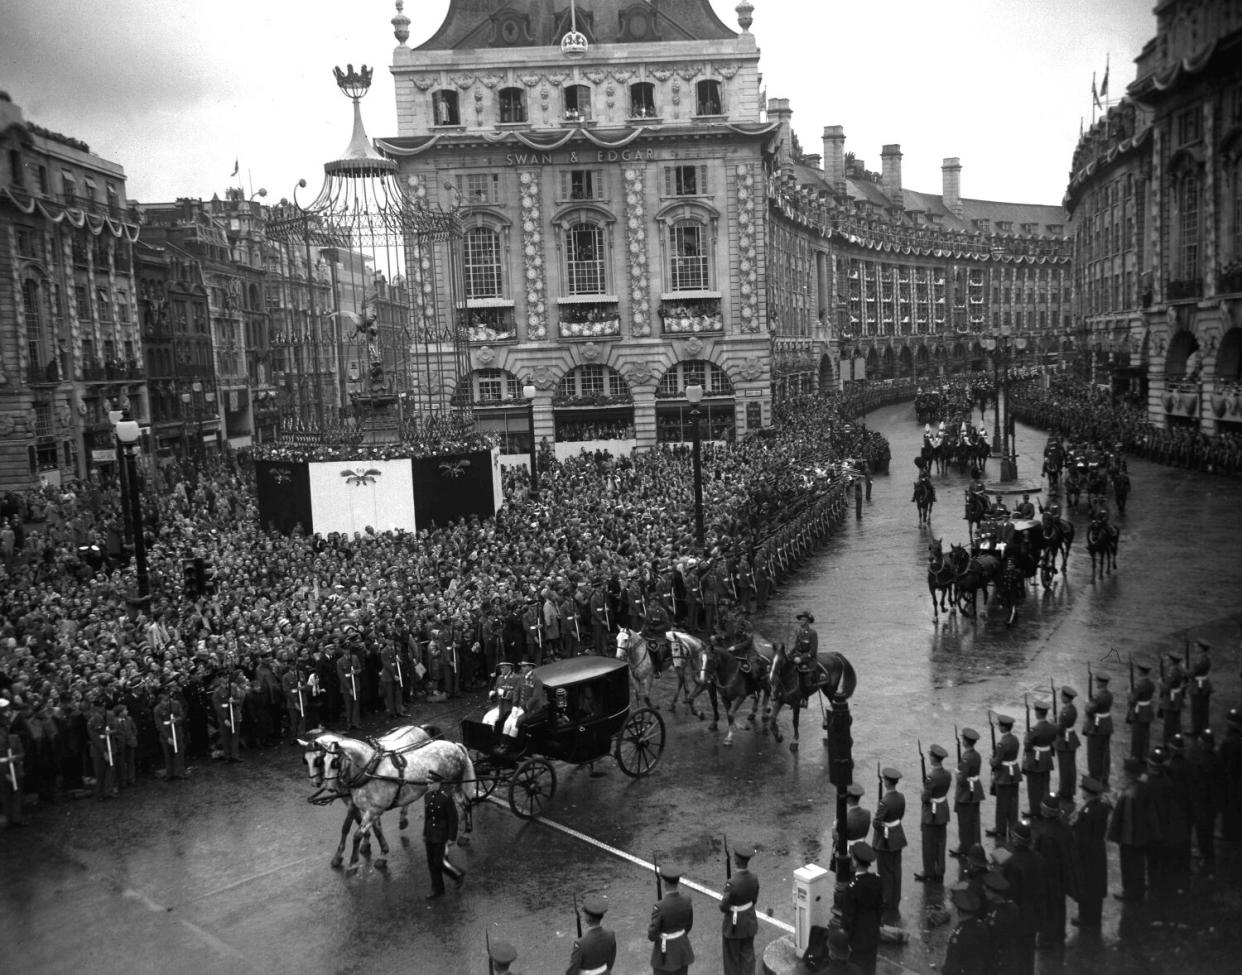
204,390 -> 217,454
179,391 -> 192,460
114,417 -> 150,607
982,327 -> 1027,482
686,383 -> 706,552
108,409 -> 132,549
523,382 -> 539,493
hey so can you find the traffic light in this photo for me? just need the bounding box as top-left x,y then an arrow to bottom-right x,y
825,702 -> 854,789
182,558 -> 199,598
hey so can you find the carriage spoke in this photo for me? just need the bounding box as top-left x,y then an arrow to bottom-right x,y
615,708 -> 667,778
509,759 -> 556,819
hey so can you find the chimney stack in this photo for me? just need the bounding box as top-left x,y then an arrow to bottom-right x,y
942,157 -> 963,218
881,144 -> 903,210
767,97 -> 795,170
822,125 -> 846,194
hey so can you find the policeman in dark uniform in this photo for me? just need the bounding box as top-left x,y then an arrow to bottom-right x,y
489,940 -> 519,975
649,863 -> 694,974
423,771 -> 464,899
838,783 -> 873,860
916,743 -> 952,883
1022,700 -> 1055,815
1000,821 -> 1044,972
1053,686 -> 1080,799
841,842 -> 883,975
1128,660 -> 1156,760
942,884 -> 989,975
981,871 -> 1023,974
988,714 -> 1021,841
566,893 -> 617,975
1072,775 -> 1110,927
950,727 -> 984,856
872,767 -> 906,924
1082,673 -> 1113,789
719,843 -> 759,975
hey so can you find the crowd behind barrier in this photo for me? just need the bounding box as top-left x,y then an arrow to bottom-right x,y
1010,377 -> 1242,477
0,391 -> 891,818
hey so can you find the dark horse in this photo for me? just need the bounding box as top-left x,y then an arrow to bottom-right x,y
1111,470 -> 1131,515
995,557 -> 1025,626
767,648 -> 857,753
927,537 -> 956,621
913,479 -> 936,527
950,544 -> 1001,619
1042,440 -> 1065,491
1038,512 -> 1075,584
964,491 -> 990,542
1087,516 -> 1119,580
684,636 -> 771,746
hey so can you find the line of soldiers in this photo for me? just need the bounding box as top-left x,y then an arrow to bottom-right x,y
483,844 -> 763,975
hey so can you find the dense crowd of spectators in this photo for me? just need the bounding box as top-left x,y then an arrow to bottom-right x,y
0,391 -> 887,820
1011,376 -> 1242,476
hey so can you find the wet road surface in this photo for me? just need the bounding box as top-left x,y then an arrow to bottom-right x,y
4,400 -> 1242,975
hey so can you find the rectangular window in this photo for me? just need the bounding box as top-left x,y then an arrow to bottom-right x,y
117,289 -> 130,323
8,149 -> 23,188
669,224 -> 709,291
97,287 -> 112,321
75,285 -> 90,320
1177,107 -> 1201,146
564,85 -> 591,121
457,173 -> 500,205
432,90 -> 460,126
1180,175 -> 1200,281
16,226 -> 41,258
580,364 -> 605,396
498,88 -> 526,124
463,228 -> 503,299
563,169 -> 604,201
476,368 -> 503,402
665,165 -> 708,196
695,80 -> 722,116
565,224 -> 606,295
630,82 -> 656,119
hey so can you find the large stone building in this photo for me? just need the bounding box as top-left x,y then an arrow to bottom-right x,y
378,0 -> 1071,451
0,92 -> 145,490
1065,0 -> 1242,433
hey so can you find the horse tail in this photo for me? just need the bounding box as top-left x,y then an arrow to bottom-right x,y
456,742 -> 483,803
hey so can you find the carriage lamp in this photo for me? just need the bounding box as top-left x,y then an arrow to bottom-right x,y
523,383 -> 539,493
685,384 -> 706,552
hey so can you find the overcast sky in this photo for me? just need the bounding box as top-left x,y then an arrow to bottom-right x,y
2,0 -> 1154,208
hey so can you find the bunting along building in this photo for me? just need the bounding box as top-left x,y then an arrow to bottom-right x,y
0,92 -> 144,490
376,1 -> 1071,452
1065,0 -> 1242,433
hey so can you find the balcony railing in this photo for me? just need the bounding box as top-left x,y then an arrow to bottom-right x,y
660,297 -> 723,334
1166,277 -> 1202,301
463,306 -> 517,343
82,359 -> 145,381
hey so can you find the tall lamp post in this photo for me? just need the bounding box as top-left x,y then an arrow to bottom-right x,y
108,409 -> 133,549
523,382 -> 539,493
982,326 -> 1028,483
823,653 -> 858,928
686,383 -> 706,552
114,417 -> 150,609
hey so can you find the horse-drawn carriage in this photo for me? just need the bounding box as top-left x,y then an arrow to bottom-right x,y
461,656 -> 666,819
973,516 -> 1048,588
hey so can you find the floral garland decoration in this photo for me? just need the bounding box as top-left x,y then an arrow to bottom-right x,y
405,174 -> 437,343
623,167 -> 651,337
518,171 -> 548,340
735,163 -> 759,333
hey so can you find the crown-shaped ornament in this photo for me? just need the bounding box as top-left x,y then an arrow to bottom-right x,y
333,64 -> 373,101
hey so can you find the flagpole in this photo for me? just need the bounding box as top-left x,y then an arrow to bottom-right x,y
1091,71 -> 1098,127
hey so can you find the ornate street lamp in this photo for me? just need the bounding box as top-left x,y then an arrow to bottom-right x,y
114,417 -> 150,607
823,653 -> 859,928
524,382 -> 539,493
982,327 -> 1028,482
686,383 -> 706,552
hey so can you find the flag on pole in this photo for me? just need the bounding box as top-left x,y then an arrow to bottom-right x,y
1092,73 -> 1101,110
230,158 -> 239,178
1100,56 -> 1110,100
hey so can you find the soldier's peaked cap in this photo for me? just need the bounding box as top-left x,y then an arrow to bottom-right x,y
657,863 -> 682,882
733,843 -> 757,860
1060,686 -> 1077,699
1032,699 -> 1050,712
845,783 -> 865,797
881,766 -> 902,781
960,727 -> 980,742
996,714 -> 1015,726
850,841 -> 875,864
1195,639 -> 1212,650
582,894 -> 608,916
929,743 -> 948,759
1094,673 -> 1110,683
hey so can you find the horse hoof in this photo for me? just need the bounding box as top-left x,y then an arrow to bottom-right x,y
361,846 -> 372,858
723,739 -> 733,747
790,742 -> 799,753
330,856 -> 344,869
346,864 -> 358,876
399,821 -> 408,831
457,837 -> 470,847
374,858 -> 388,871
709,723 -> 718,732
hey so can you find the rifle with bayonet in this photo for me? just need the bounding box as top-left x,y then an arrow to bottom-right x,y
654,852 -> 664,901
987,711 -> 998,796
1024,693 -> 1031,734
573,892 -> 583,938
917,738 -> 927,783
954,724 -> 961,764
877,760 -> 883,807
1088,661 -> 1093,700
1051,679 -> 1058,720
724,834 -> 732,881
1127,654 -> 1136,724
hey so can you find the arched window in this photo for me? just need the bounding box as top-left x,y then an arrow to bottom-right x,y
630,82 -> 656,119
432,90 -> 460,126
498,87 -> 526,124
463,227 -> 503,299
669,221 -> 710,291
564,85 -> 592,121
565,222 -> 606,294
695,80 -> 722,116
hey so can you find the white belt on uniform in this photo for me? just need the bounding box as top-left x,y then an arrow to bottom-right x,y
967,775 -> 980,786
582,966 -> 608,975
1034,745 -> 1051,755
882,818 -> 901,839
1136,700 -> 1152,710
1195,677 -> 1208,689
1003,760 -> 1019,774
730,901 -> 754,926
1094,713 -> 1106,727
660,929 -> 686,953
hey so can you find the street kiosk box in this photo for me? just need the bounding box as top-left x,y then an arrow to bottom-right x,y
793,863 -> 832,953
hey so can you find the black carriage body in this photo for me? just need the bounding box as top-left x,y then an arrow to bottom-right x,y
973,517 -> 1043,578
461,657 -> 631,765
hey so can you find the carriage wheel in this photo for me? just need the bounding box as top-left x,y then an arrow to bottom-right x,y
470,756 -> 500,801
509,758 -> 557,819
615,707 -> 667,778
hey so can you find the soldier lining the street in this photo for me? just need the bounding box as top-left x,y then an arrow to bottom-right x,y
941,884 -> 988,975
950,726 -> 983,857
648,862 -> 694,975
916,743 -> 951,884
987,713 -> 1021,842
840,841 -> 882,975
566,893 -> 616,975
422,770 -> 464,899
1082,672 -> 1113,789
719,843 -> 759,975
872,766 -> 906,925
1053,685 -> 1079,799
1127,660 -> 1156,760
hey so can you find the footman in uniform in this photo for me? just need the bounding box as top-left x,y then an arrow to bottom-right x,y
423,771 -> 465,899
649,863 -> 694,974
567,893 -> 617,975
719,843 -> 759,975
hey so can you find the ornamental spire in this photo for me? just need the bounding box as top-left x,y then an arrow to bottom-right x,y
392,0 -> 410,45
